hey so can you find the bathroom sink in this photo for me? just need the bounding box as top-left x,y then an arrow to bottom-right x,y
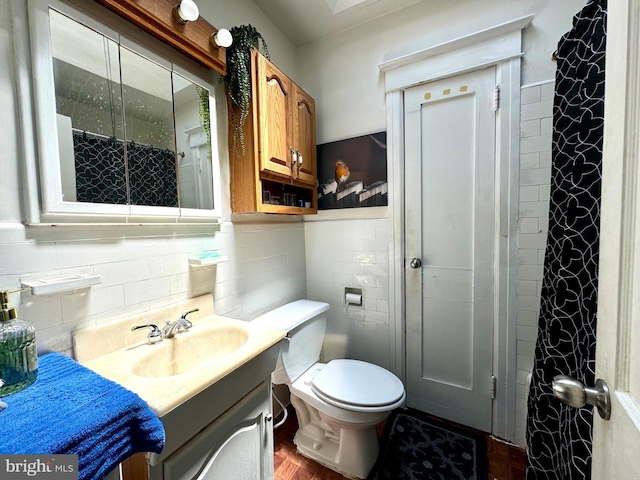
132,325 -> 250,378
78,309 -> 285,417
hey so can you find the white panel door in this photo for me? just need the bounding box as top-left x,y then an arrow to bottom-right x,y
591,0 -> 640,475
404,67 -> 496,432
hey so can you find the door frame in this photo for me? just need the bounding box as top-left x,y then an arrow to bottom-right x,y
379,15 -> 532,441
592,0 -> 640,474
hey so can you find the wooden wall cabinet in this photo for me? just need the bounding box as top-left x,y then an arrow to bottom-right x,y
229,50 -> 317,214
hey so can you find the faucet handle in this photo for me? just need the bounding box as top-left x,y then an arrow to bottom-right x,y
180,308 -> 199,320
131,323 -> 163,344
179,308 -> 199,330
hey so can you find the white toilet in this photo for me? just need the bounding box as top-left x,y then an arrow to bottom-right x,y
253,299 -> 406,479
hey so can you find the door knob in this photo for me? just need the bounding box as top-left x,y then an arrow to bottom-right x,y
552,375 -> 611,420
409,258 -> 422,269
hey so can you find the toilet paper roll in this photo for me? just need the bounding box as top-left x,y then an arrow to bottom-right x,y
345,293 -> 362,306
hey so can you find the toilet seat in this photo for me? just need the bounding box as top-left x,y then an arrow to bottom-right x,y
311,359 -> 405,410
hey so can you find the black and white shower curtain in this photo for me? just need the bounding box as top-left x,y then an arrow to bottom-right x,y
73,132 -> 178,207
526,1 -> 607,479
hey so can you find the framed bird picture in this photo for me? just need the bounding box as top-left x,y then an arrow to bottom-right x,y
316,131 -> 387,210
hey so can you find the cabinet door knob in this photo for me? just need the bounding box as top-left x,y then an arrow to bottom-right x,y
297,151 -> 303,172
290,147 -> 297,173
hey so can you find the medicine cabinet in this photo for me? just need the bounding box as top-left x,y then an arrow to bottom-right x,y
15,0 -> 223,224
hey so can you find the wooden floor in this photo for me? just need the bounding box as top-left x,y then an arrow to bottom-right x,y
273,406 -> 527,480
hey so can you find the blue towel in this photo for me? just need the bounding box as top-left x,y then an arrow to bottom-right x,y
0,352 -> 165,480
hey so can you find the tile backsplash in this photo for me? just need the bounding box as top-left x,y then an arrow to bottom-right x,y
304,218 -> 390,370
0,220 -> 306,357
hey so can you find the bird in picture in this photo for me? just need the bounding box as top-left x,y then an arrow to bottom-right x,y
335,160 -> 350,192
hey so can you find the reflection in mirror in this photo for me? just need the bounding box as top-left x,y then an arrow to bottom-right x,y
120,47 -> 177,207
50,9 -> 125,204
173,74 -> 214,210
48,7 -> 215,212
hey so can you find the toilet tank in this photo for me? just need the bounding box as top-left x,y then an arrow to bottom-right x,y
252,300 -> 329,384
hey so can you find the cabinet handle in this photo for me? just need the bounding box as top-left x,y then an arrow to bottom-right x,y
297,151 -> 303,173
290,147 -> 297,174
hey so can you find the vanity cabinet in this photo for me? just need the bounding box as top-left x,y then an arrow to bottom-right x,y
163,382 -> 273,480
229,50 -> 317,214
122,382 -> 274,480
120,341 -> 281,480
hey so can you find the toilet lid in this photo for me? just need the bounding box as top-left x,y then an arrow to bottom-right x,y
311,359 -> 404,408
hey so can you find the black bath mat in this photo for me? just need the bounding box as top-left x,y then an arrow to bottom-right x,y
368,408 -> 488,480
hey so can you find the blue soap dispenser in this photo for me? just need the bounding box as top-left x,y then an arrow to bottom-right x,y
0,290 -> 38,396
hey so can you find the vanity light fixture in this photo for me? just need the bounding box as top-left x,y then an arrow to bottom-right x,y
210,28 -> 233,48
173,0 -> 200,24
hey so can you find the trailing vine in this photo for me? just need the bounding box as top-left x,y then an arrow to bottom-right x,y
195,85 -> 212,161
223,25 -> 269,153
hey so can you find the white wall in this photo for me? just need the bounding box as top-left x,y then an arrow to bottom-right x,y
0,2 -> 305,357
299,1 -> 577,447
198,0 -> 298,82
297,0 -> 584,144
0,10 -> 22,225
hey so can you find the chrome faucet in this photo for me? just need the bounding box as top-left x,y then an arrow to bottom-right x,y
162,308 -> 198,339
131,324 -> 163,344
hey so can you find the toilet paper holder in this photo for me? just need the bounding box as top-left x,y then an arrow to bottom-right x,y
345,287 -> 362,307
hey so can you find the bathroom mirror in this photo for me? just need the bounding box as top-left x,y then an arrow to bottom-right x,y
19,0 -> 222,223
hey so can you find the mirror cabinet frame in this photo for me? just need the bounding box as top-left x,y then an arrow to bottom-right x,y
13,0 -> 223,224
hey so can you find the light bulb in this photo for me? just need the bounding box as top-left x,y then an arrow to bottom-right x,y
212,28 -> 233,48
174,0 -> 199,24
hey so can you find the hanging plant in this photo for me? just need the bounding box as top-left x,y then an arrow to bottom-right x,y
195,85 -> 212,161
223,24 -> 269,153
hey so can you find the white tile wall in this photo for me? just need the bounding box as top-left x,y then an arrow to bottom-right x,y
0,220 -> 306,357
515,80 -> 554,447
0,82 -> 552,448
304,218 -> 391,370
303,80 -> 554,448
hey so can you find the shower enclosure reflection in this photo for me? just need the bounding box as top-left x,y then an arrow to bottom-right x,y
50,8 -> 214,211
173,75 -> 214,210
